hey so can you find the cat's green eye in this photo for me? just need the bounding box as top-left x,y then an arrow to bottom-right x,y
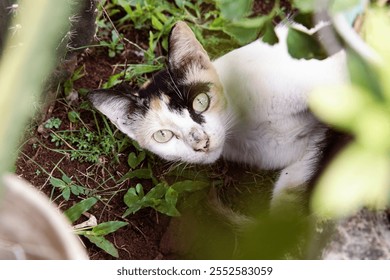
193,93 -> 210,113
153,130 -> 174,143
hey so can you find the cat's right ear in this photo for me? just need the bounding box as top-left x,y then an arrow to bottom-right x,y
168,21 -> 212,73
88,89 -> 144,139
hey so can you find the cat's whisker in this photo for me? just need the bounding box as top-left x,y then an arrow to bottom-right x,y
167,70 -> 185,101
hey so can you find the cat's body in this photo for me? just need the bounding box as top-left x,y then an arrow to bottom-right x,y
90,21 -> 349,201
215,28 -> 347,168
212,27 -> 348,196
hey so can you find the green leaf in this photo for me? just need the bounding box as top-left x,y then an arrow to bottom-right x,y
174,0 -> 185,8
287,28 -> 328,60
154,201 -> 181,217
135,183 -> 144,198
131,140 -> 143,151
122,203 -> 142,217
117,0 -> 133,13
64,197 -> 98,223
171,180 -> 210,193
165,188 -> 178,206
123,187 -> 141,207
155,11 -> 168,24
260,21 -> 279,45
50,177 -> 66,189
127,151 -> 145,169
144,183 -> 167,200
293,12 -> 315,29
102,72 -> 124,88
293,0 -> 316,13
217,0 -> 253,20
127,152 -> 138,169
137,151 -> 146,164
70,184 -> 84,196
84,235 -> 119,258
347,49 -> 383,100
68,111 -> 80,123
312,143 -> 390,218
151,15 -> 163,31
92,221 -> 128,236
120,168 -> 153,182
62,187 -> 71,201
223,25 -> 259,45
309,84 -> 367,130
223,17 -> 268,45
61,174 -> 72,184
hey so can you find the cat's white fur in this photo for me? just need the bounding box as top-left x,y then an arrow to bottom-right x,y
212,26 -> 348,198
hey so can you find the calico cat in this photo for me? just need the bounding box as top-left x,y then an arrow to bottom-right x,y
89,21 -> 349,205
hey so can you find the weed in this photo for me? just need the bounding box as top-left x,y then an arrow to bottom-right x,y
48,118 -> 131,164
99,30 -> 125,57
64,197 -> 128,258
44,117 -> 62,129
123,180 -> 210,217
50,172 -> 89,201
63,65 -> 85,96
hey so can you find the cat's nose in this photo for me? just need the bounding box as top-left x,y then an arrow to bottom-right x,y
189,128 -> 210,152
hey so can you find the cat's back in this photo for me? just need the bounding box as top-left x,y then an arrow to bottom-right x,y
214,25 -> 347,89
213,24 -> 348,120
214,25 -> 349,170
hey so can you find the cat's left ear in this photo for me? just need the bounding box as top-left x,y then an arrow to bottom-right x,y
168,21 -> 212,72
88,89 -> 145,139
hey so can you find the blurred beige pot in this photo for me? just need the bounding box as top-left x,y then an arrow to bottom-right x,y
0,174 -> 88,259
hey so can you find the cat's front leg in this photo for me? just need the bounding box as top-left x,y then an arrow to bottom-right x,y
270,148 -> 320,213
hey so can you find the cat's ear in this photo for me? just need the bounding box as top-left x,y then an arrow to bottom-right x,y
88,89 -> 145,139
168,21 -> 212,72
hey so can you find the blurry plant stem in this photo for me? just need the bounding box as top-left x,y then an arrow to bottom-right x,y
0,0 -> 71,188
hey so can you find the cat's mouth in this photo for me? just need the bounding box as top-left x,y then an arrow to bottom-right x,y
191,144 -> 223,164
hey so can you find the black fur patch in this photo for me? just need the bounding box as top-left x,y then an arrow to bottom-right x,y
138,69 -> 211,124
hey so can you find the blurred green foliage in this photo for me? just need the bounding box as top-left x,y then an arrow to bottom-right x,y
0,0 -> 70,177
310,4 -> 390,218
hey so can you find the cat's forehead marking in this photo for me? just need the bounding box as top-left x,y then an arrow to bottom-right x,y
149,94 -> 170,111
150,96 -> 161,110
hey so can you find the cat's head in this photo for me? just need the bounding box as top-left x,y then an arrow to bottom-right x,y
89,21 -> 227,164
